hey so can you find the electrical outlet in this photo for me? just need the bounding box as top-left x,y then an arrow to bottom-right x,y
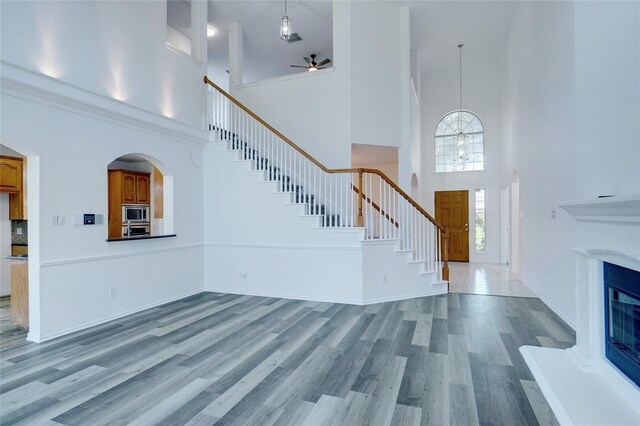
50,215 -> 58,226
16,227 -> 22,235
570,290 -> 574,302
239,271 -> 247,278
551,209 -> 557,219
382,274 -> 388,283
109,287 -> 116,298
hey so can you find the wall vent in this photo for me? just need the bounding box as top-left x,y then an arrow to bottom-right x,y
287,33 -> 302,43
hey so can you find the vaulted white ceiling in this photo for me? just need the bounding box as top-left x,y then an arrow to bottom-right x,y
169,1 -> 520,83
409,1 -> 520,70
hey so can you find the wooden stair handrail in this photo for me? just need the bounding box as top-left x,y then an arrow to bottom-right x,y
204,76 -> 446,233
352,186 -> 399,228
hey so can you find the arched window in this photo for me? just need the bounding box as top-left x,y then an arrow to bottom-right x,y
435,111 -> 484,173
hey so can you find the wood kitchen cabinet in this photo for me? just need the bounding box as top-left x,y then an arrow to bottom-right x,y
111,170 -> 150,204
0,156 -> 22,193
136,175 -> 150,204
108,169 -> 151,238
1,156 -> 27,219
11,245 -> 28,256
10,259 -> 29,329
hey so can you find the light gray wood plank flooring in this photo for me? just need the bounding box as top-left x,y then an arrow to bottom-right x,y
0,292 -> 575,425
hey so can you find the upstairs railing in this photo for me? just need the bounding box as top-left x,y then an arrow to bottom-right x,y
204,76 -> 449,282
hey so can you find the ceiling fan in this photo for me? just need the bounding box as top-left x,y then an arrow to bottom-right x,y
290,54 -> 331,72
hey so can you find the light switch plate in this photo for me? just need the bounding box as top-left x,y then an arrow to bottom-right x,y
50,214 -> 58,226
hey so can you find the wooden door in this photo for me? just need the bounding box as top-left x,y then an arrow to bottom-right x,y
122,173 -> 136,203
136,175 -> 150,204
435,190 -> 469,262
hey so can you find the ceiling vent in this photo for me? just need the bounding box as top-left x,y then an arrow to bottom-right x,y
287,33 -> 302,43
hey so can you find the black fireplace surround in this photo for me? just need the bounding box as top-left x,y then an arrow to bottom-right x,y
604,262 -> 640,387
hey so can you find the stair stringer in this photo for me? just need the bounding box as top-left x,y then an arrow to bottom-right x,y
361,239 -> 447,303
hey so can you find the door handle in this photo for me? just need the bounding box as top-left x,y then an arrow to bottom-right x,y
465,223 -> 469,232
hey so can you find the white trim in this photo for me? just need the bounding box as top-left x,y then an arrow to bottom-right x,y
27,289 -> 204,343
361,238 -> 401,247
165,42 -> 203,67
40,243 -> 203,267
0,61 -> 207,147
559,195 -> 640,224
205,285 -> 446,306
519,346 -> 573,426
235,66 -> 335,90
539,294 -> 576,330
573,246 -> 640,272
204,242 -> 361,251
363,288 -> 445,305
204,287 -> 360,306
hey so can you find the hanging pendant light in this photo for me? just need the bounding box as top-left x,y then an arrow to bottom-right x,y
280,0 -> 292,41
456,43 -> 467,161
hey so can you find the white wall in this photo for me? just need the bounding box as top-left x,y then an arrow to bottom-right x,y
0,1 -> 208,341
232,69 -> 352,168
501,1 -> 639,327
0,194 -> 10,296
574,1 -> 640,199
421,59 -> 507,264
350,2 -> 406,148
1,0 -> 207,129
503,1 -> 577,325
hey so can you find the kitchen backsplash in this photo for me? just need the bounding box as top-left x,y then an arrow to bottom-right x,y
11,220 -> 27,245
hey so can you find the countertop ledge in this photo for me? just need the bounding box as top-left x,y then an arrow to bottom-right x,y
106,234 -> 177,242
4,256 -> 28,261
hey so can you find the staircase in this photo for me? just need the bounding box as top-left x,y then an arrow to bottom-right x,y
203,77 -> 449,304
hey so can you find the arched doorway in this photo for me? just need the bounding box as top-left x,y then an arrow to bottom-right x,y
0,142 -> 40,345
107,153 -> 174,239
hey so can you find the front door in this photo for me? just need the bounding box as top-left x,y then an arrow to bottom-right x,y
435,190 -> 469,262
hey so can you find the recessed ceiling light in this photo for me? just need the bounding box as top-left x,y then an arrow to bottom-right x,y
207,25 -> 216,37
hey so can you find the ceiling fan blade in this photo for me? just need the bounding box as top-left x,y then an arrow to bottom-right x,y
290,65 -> 309,68
303,57 -> 311,65
317,59 -> 332,67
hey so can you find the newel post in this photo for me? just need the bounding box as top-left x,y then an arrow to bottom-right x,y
442,225 -> 450,288
357,170 -> 364,227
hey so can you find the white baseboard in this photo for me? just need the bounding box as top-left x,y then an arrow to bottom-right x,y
539,294 -> 576,330
204,287 -> 362,305
29,289 -> 203,343
362,288 -> 446,304
204,286 -> 447,306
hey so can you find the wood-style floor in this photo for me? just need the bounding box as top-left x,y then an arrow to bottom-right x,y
0,292 -> 575,425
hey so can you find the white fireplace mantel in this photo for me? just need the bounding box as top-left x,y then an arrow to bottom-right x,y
521,196 -> 640,425
558,194 -> 640,223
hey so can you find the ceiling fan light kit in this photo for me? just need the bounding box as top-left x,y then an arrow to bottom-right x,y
290,54 -> 332,72
280,0 -> 292,41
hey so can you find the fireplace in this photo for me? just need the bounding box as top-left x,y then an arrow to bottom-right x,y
519,195 -> 640,425
604,262 -> 640,386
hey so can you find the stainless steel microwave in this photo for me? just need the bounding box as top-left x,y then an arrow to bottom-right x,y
122,204 -> 149,223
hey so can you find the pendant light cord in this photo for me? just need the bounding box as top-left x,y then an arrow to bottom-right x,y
284,0 -> 287,15
458,43 -> 463,130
